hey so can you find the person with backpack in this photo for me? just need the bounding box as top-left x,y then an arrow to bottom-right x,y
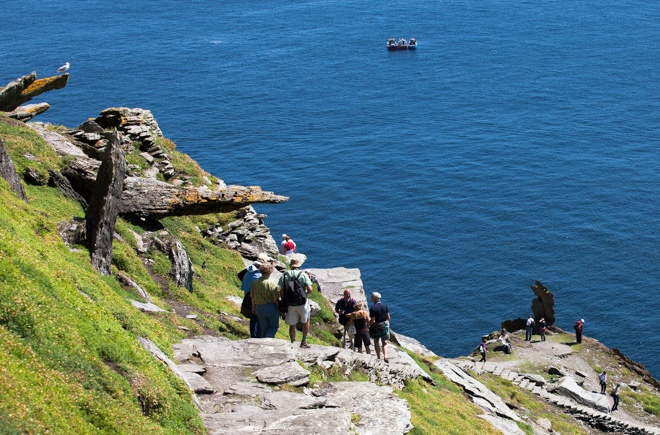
525,314 -> 535,341
278,258 -> 313,348
611,383 -> 621,412
250,262 -> 281,338
574,318 -> 584,343
538,317 -> 547,342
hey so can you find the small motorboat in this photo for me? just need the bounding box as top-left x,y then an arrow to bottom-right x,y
397,38 -> 408,50
408,38 -> 417,49
387,38 -> 398,51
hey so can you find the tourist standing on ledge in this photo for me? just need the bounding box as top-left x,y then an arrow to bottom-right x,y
538,317 -> 547,342
280,234 -> 297,255
279,258 -> 313,348
250,262 -> 281,338
574,318 -> 584,343
346,301 -> 371,354
335,288 -> 356,344
525,314 -> 535,341
478,337 -> 487,362
599,371 -> 608,395
369,292 -> 390,363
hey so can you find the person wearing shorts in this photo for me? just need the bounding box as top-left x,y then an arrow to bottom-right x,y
278,258 -> 313,347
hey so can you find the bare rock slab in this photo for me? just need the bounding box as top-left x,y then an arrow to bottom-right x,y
253,361 -> 310,386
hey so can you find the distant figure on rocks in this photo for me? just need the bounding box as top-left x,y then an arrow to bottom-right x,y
538,317 -> 547,342
525,314 -> 535,341
279,258 -> 313,348
498,328 -> 512,354
478,337 -> 487,362
611,383 -> 621,411
599,371 -> 607,395
346,301 -> 371,354
250,262 -> 281,338
369,292 -> 390,362
280,234 -> 297,255
574,318 -> 584,343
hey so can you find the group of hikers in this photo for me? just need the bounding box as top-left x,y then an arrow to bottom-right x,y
239,236 -> 392,362
477,316 -> 623,413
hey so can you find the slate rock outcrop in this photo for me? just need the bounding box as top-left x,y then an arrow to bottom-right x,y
86,130 -> 126,276
0,72 -> 69,113
0,137 -> 28,201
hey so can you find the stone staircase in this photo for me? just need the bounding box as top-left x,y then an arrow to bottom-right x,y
451,359 -> 660,435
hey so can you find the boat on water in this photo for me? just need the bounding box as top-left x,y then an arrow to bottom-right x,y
386,37 -> 417,50
387,38 -> 397,50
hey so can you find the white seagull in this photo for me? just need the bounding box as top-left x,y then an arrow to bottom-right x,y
57,62 -> 70,73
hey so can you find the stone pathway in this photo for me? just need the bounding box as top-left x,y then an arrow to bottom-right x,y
449,359 -> 660,435
170,335 -> 434,434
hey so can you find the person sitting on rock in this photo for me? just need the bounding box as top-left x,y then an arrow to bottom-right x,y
498,328 -> 512,354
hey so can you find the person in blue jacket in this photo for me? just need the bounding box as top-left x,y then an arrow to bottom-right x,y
239,253 -> 270,337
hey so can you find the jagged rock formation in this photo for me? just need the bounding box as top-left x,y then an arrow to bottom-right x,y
530,280 -> 555,325
0,72 -> 68,114
27,115 -> 288,220
203,206 -> 281,260
0,137 -> 27,201
502,280 -> 555,333
86,131 -> 126,276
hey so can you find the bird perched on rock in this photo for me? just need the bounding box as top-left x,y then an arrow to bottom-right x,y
57,62 -> 70,73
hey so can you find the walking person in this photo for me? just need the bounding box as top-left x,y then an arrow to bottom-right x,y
278,258 -> 313,347
478,337 -> 487,362
346,301 -> 371,354
574,319 -> 584,344
369,292 -> 390,362
599,371 -> 607,395
238,253 -> 270,338
525,314 -> 535,341
538,317 -> 547,342
611,383 -> 621,412
250,262 -> 281,338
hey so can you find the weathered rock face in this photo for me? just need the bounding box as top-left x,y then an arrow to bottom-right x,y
169,239 -> 193,293
86,131 -> 126,276
9,103 -> 50,121
0,72 -> 68,113
203,206 -> 281,260
0,137 -> 27,201
552,377 -> 610,413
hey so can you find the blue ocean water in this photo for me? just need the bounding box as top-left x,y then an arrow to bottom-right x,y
3,1 -> 659,376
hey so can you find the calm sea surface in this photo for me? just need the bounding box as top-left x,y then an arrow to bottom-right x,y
3,1 -> 660,376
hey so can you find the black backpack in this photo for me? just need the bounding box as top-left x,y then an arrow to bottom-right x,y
284,271 -> 307,306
